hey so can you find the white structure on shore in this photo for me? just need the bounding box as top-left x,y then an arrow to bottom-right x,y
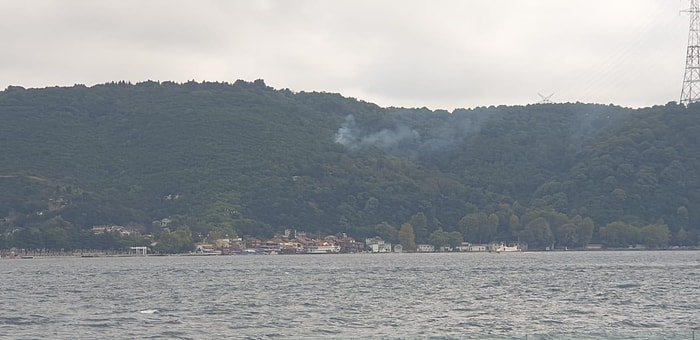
130,246 -> 148,255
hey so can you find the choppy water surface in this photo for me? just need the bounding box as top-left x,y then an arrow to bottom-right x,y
1,251 -> 699,339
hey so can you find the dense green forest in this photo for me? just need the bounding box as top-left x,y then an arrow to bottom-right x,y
1,80 -> 698,251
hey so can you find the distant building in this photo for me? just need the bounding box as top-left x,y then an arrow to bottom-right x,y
455,242 -> 471,252
469,244 -> 487,252
91,225 -> 139,236
283,229 -> 296,239
338,234 -> 362,253
366,237 -> 392,253
416,244 -> 435,252
454,242 -> 489,252
369,243 -> 392,253
194,243 -> 216,254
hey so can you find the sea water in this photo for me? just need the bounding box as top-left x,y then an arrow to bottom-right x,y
0,251 -> 698,339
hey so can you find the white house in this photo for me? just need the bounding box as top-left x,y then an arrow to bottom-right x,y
366,237 -> 392,253
416,244 -> 435,252
370,242 -> 392,253
469,244 -> 488,252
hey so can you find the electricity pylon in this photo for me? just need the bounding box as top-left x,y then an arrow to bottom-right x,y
537,93 -> 555,104
681,0 -> 700,105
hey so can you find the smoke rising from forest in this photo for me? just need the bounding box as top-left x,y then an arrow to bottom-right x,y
334,115 -> 419,151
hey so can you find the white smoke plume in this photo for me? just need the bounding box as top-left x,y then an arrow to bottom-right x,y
334,114 -> 419,151
334,114 -> 359,149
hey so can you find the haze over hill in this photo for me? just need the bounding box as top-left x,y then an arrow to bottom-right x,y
1,80 -> 698,251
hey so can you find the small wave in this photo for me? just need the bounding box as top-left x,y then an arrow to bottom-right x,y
82,322 -> 114,328
617,319 -> 663,329
539,318 -> 565,325
561,309 -> 596,315
614,283 -> 641,289
138,309 -> 159,314
312,328 -> 342,335
0,316 -> 50,326
452,307 -> 479,312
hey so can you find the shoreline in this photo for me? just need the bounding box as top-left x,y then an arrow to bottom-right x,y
3,247 -> 700,260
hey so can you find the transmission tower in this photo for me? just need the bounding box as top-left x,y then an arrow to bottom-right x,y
537,92 -> 555,104
681,0 -> 700,105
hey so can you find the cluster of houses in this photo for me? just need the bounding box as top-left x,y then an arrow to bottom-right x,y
192,229 -> 512,255
87,224 -> 519,255
196,230 -> 364,255
91,225 -> 141,237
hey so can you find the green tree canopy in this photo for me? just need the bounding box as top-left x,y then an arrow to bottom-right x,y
399,223 -> 417,251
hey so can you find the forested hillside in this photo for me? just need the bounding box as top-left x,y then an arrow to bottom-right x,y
1,80 -> 698,250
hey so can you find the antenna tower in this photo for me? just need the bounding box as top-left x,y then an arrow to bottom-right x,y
681,0 -> 700,105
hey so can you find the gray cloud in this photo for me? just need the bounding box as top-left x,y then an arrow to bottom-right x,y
0,0 -> 689,109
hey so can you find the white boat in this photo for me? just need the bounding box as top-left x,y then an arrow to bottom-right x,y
306,244 -> 340,254
491,242 -> 521,253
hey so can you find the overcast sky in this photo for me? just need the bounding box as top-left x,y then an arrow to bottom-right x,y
0,0 -> 692,110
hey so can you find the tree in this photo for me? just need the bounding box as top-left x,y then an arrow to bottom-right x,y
39,216 -> 74,250
599,221 -> 638,248
486,213 -> 499,240
233,219 -> 273,239
153,227 -> 194,253
374,222 -> 398,244
168,215 -> 199,234
43,226 -> 71,250
458,212 -> 496,243
555,223 -> 578,248
398,223 -> 416,251
674,227 -> 690,246
640,223 -> 669,249
524,217 -> 553,249
524,209 -> 569,239
675,206 -> 689,231
202,194 -> 243,229
508,214 -> 520,235
408,212 -> 428,244
447,231 -> 463,248
634,166 -> 658,193
428,229 -> 449,249
11,227 -> 44,250
573,216 -> 594,247
458,213 -> 480,243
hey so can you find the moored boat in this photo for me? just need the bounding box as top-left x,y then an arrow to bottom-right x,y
491,242 -> 522,253
305,244 -> 340,254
